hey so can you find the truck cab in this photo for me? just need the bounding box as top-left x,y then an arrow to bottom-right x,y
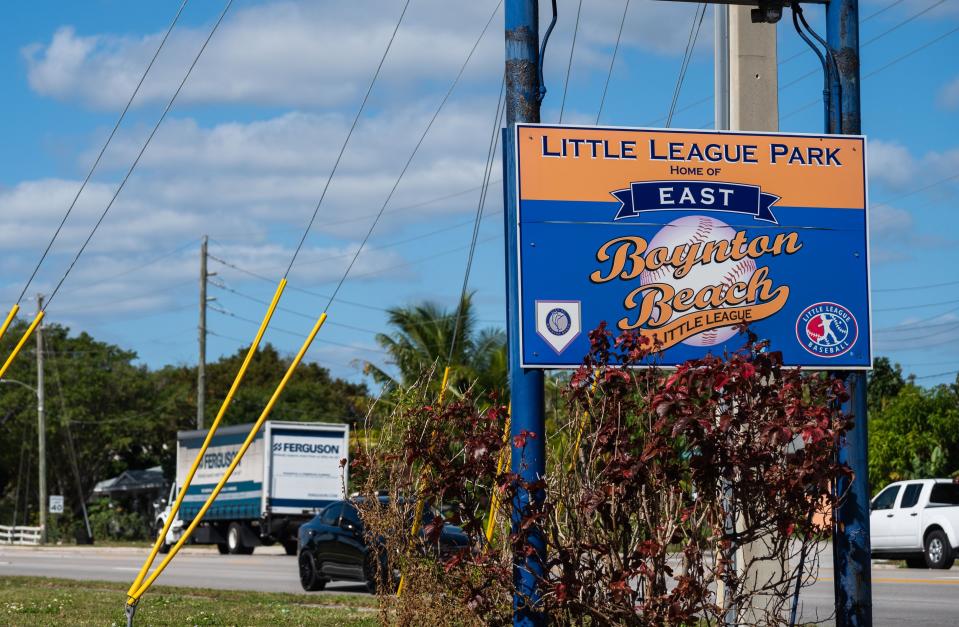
870,479 -> 959,569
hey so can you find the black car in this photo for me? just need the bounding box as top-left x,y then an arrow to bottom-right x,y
297,497 -> 469,592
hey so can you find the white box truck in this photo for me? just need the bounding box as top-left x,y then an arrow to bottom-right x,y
155,421 -> 349,555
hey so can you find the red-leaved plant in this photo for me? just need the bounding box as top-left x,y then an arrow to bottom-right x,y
354,327 -> 851,626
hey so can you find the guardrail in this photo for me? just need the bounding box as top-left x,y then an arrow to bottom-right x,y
0,525 -> 43,545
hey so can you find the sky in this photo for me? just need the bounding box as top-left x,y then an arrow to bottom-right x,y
0,0 -> 956,390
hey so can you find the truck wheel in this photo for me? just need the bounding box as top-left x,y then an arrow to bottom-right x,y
905,557 -> 926,569
924,529 -> 955,569
298,552 -> 327,591
282,540 -> 298,556
227,522 -> 255,555
216,543 -> 229,555
153,521 -> 171,555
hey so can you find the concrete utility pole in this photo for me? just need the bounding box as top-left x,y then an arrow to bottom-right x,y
825,1 -> 872,624
504,1 -> 545,625
715,6 -> 779,623
35,294 -> 46,544
197,235 -> 208,430
728,4 -> 778,132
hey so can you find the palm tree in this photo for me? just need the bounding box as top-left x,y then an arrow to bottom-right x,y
364,295 -> 506,400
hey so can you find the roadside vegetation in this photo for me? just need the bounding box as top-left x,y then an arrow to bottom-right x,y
354,326 -> 850,625
0,576 -> 376,626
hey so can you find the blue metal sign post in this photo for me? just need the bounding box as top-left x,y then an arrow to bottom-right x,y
504,2 -> 546,626
826,0 -> 873,624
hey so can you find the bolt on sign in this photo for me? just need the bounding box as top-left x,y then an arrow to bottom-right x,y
514,124 -> 871,369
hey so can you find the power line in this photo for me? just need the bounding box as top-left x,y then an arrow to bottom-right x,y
283,0 -> 411,278
210,255 -> 500,331
209,279 -> 377,335
871,172 -> 959,213
43,0 -> 235,310
780,0 -> 906,66
874,278 -> 959,294
558,0 -> 584,123
913,369 -> 959,381
874,297 -> 959,313
448,77 -> 505,363
209,304 -> 385,354
597,0 -> 631,125
779,0 -> 945,93
56,238 -> 199,297
322,0 -> 503,313
666,3 -> 706,128
781,24 -> 959,121
15,0 -> 191,306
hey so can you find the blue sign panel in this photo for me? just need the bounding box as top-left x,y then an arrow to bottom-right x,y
515,124 -> 871,369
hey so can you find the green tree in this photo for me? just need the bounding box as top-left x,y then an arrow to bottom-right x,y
869,382 -> 959,490
364,295 -> 506,400
0,320 -> 369,541
867,356 -> 905,413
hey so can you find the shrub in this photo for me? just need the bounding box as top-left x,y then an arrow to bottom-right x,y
354,328 -> 851,626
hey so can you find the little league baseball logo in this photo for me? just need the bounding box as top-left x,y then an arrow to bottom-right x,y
545,308 -> 572,335
796,302 -> 858,357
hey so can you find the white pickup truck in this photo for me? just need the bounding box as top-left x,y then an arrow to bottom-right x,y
870,479 -> 959,569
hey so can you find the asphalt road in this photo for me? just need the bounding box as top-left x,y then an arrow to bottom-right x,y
1,544 -> 957,625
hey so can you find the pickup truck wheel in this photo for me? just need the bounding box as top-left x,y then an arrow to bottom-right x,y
924,529 -> 955,569
153,521 -> 171,555
298,552 -> 327,591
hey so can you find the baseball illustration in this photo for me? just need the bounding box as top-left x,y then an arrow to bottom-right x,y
639,215 -> 756,347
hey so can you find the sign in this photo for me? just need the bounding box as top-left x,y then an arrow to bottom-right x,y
514,124 -> 870,369
49,495 -> 64,514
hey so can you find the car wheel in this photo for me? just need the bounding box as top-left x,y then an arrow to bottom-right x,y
227,522 -> 254,555
924,529 -> 955,569
904,557 -> 926,569
299,552 -> 327,591
282,540 -> 298,556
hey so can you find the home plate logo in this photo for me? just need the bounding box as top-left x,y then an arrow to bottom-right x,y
535,301 -> 581,354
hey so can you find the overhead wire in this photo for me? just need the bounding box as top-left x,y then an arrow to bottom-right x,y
666,3 -> 707,127
663,0 -> 943,126
46,1 -> 234,313
0,1 -> 198,378
13,0 -> 191,309
596,0 -> 631,125
323,0 -> 503,314
129,2 -> 501,612
283,0 -> 412,278
782,24 -> 959,121
447,78 -> 505,366
558,0 -> 584,123
779,0 -> 945,93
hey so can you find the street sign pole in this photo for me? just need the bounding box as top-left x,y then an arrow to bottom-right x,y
504,2 -> 546,626
826,1 -> 872,624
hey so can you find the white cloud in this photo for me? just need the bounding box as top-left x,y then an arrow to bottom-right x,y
938,76 -> 959,110
868,139 -> 918,189
22,0 -> 706,111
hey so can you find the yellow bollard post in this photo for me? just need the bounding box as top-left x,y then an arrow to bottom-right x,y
0,304 -> 20,345
484,411 -> 511,542
395,364 -> 451,597
128,311 -> 327,606
0,311 -> 43,381
126,279 -> 286,600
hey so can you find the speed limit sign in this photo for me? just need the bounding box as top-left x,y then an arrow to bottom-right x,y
48,495 -> 64,514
